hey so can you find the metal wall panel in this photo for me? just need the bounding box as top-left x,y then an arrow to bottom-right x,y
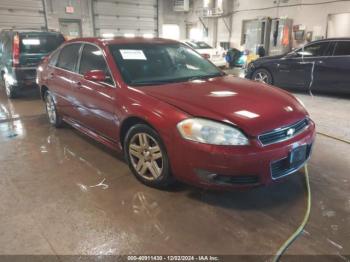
93,0 -> 158,37
0,0 -> 45,30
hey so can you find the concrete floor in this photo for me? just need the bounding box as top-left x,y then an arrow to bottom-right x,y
0,80 -> 349,260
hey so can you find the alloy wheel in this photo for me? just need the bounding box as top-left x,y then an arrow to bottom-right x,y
128,133 -> 163,181
46,95 -> 57,124
4,80 -> 11,97
254,72 -> 269,83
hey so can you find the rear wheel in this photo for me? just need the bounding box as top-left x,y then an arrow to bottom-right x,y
252,68 -> 273,85
45,91 -> 63,128
124,124 -> 174,188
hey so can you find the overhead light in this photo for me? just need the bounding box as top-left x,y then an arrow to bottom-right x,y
124,33 -> 135,38
102,33 -> 114,38
22,39 -> 40,45
143,33 -> 154,38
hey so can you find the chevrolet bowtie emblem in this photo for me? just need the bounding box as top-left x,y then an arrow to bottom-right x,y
287,128 -> 295,136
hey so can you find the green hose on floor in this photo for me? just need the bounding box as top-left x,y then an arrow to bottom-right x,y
272,164 -> 311,262
273,132 -> 350,261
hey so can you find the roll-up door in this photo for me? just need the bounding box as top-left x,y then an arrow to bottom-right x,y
0,0 -> 46,30
92,0 -> 158,37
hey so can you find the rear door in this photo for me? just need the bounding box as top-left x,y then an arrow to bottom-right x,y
19,33 -> 65,67
73,43 -> 117,140
315,40 -> 350,94
18,33 -> 65,85
48,43 -> 82,119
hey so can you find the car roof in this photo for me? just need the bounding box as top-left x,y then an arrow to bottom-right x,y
310,37 -> 350,44
65,37 -> 179,46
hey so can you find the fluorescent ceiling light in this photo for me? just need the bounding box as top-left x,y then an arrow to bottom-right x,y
124,33 -> 135,38
102,33 -> 114,38
143,33 -> 154,38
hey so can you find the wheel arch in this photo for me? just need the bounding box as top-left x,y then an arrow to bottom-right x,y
119,116 -> 157,148
40,85 -> 49,100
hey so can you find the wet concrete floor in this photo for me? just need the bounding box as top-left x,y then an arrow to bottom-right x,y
0,85 -> 349,259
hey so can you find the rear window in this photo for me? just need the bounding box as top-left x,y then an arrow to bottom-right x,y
19,34 -> 64,54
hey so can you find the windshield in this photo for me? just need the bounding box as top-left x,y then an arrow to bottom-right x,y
19,34 -> 64,54
186,41 -> 212,49
109,43 -> 223,86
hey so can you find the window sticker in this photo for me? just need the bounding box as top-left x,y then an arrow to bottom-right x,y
119,49 -> 147,60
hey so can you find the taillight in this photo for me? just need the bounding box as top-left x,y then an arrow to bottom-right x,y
12,34 -> 20,67
201,53 -> 210,59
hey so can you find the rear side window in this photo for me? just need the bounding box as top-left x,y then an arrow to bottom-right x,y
79,44 -> 113,85
19,34 -> 64,54
56,44 -> 81,72
333,41 -> 350,56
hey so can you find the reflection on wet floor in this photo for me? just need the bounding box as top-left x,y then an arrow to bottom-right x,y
0,88 -> 349,257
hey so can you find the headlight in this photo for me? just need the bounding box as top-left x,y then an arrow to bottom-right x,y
177,118 -> 249,146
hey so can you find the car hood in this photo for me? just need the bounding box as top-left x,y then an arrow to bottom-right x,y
141,76 -> 308,136
255,54 -> 285,63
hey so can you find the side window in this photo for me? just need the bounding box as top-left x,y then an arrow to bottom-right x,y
56,44 -> 81,72
299,42 -> 329,57
49,49 -> 60,66
333,41 -> 350,56
79,44 -> 113,85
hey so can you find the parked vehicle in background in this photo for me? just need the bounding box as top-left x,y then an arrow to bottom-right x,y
183,40 -> 226,67
0,30 -> 65,98
245,38 -> 350,94
37,37 -> 315,190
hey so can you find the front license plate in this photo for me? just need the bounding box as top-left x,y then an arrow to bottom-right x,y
289,145 -> 307,167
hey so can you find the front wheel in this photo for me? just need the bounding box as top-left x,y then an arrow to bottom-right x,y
124,124 -> 174,189
252,68 -> 273,85
45,91 -> 63,128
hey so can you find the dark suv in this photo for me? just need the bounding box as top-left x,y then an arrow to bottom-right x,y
245,38 -> 350,94
0,30 -> 64,98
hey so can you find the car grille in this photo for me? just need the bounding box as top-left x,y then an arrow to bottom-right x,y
271,144 -> 312,179
258,118 -> 309,146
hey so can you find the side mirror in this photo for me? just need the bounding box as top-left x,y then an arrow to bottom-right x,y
83,70 -> 106,82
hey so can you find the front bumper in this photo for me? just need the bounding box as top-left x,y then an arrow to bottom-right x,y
168,120 -> 316,189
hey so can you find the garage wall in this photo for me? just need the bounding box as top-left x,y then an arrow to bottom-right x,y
44,0 -> 94,37
229,0 -> 350,49
0,0 -> 46,30
92,0 -> 158,37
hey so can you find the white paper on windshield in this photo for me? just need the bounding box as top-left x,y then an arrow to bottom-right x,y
120,49 -> 147,60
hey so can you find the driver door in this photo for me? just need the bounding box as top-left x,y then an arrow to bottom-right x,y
274,41 -> 330,90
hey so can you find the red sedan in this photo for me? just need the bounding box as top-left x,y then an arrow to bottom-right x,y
37,37 -> 316,189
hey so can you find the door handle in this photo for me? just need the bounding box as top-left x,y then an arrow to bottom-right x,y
47,73 -> 54,80
75,81 -> 82,88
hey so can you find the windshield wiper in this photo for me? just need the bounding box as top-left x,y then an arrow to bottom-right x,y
187,72 -> 226,82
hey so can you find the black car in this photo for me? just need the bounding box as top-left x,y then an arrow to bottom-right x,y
0,30 -> 64,98
245,38 -> 350,94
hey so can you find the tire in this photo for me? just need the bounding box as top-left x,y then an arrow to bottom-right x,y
4,79 -> 17,99
252,68 -> 273,85
44,91 -> 63,128
124,124 -> 174,189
